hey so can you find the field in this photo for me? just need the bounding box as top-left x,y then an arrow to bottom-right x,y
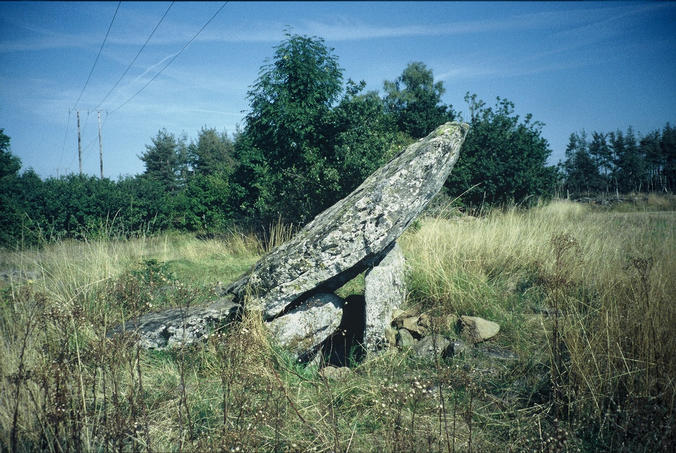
1,197 -> 674,452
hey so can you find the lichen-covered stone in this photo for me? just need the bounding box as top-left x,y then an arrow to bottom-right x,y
109,296 -> 240,349
226,122 -> 468,319
364,242 -> 406,352
266,293 -> 343,359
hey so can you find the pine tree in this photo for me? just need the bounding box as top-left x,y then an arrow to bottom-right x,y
138,129 -> 187,192
188,127 -> 234,176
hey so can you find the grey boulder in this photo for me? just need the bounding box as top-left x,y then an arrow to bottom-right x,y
108,296 -> 240,349
266,293 -> 343,360
460,316 -> 500,343
413,334 -> 453,360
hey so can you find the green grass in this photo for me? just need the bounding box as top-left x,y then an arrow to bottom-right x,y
1,198 -> 674,452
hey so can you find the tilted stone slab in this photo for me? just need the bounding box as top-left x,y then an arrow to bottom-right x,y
363,242 -> 406,352
226,122 -> 468,319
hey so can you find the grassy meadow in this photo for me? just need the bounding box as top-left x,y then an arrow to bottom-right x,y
1,197 -> 674,452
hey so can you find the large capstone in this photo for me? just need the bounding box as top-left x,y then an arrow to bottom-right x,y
363,242 -> 406,352
226,122 -> 468,319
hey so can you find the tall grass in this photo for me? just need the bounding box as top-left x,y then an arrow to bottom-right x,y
402,199 -> 675,450
1,198 -> 673,451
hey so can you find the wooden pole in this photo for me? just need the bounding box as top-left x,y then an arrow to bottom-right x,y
98,111 -> 103,178
77,110 -> 82,175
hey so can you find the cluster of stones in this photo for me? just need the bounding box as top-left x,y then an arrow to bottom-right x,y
388,311 -> 501,360
111,122 -> 470,361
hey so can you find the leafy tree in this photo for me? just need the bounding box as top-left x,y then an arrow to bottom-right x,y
116,175 -> 173,233
445,93 -> 557,206
139,129 -> 188,192
384,62 -> 455,138
0,129 -> 25,246
174,172 -> 234,232
328,80 -> 405,199
188,127 -> 234,176
233,33 -> 344,225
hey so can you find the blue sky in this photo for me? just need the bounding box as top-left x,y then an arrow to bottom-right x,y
1,1 -> 675,179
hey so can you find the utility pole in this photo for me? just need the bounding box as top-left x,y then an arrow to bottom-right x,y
97,111 -> 103,178
77,110 -> 82,175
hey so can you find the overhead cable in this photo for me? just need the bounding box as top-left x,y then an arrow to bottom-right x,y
74,1 -> 122,109
108,1 -> 228,115
94,1 -> 175,110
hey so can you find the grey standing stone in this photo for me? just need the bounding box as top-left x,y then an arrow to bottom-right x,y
364,242 -> 406,352
266,293 -> 343,359
226,122 -> 469,319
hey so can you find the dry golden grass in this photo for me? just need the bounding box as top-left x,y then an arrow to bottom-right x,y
1,198 -> 674,452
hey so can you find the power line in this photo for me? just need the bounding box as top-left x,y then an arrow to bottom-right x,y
94,1 -> 175,110
109,1 -> 228,115
74,1 -> 121,109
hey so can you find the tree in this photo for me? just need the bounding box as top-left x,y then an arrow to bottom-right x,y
588,131 -> 613,193
0,129 -> 25,246
640,130 -> 663,192
328,80 -> 405,199
610,127 -> 646,193
562,131 -> 604,195
139,129 -> 187,192
444,94 -> 557,206
233,33 -> 344,225
661,123 -> 676,192
384,62 -> 455,138
188,127 -> 234,176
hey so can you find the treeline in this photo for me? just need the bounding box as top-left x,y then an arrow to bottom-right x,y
1,33 -> 669,247
560,124 -> 676,196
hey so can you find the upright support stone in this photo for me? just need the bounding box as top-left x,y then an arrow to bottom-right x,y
364,242 -> 406,352
266,293 -> 343,360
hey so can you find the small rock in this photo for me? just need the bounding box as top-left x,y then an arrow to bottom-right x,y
396,329 -> 416,348
395,316 -> 428,338
391,308 -> 411,323
449,339 -> 468,356
444,314 -> 459,332
460,315 -> 500,343
417,313 -> 431,329
478,346 -> 518,361
413,334 -> 452,359
319,366 -> 352,381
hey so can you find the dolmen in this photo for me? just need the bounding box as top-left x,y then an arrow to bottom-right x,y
111,122 -> 468,361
